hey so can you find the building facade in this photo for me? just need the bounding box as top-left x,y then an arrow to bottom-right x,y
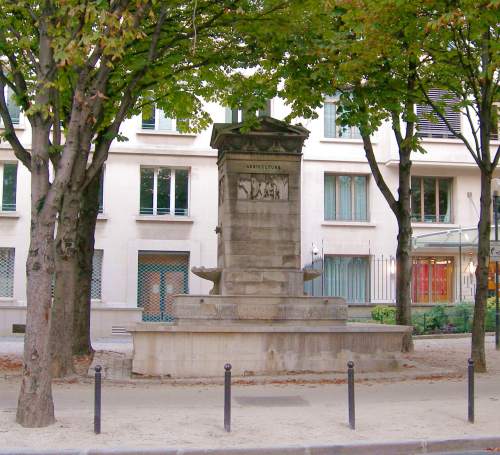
0,96 -> 497,336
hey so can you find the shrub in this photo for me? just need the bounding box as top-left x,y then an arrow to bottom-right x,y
425,305 -> 448,331
449,303 -> 473,333
371,305 -> 396,324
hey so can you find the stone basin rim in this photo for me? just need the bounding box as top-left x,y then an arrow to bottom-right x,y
127,322 -> 413,334
174,294 -> 345,301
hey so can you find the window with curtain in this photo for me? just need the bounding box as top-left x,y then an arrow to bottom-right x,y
324,174 -> 368,221
324,255 -> 369,303
412,256 -> 454,304
98,169 -> 104,214
1,163 -> 17,212
141,107 -> 183,132
324,100 -> 361,139
225,100 -> 272,123
411,176 -> 452,223
416,90 -> 460,139
140,167 -> 189,216
0,87 -> 20,126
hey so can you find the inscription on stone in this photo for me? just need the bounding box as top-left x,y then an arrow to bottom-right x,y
237,173 -> 288,201
245,164 -> 281,171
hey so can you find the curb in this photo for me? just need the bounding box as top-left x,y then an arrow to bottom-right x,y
2,436 -> 500,455
414,332 -> 495,340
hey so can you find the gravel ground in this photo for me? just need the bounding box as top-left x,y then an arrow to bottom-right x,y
0,335 -> 498,451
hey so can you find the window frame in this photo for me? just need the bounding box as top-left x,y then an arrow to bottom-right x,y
97,167 -> 105,214
225,100 -> 272,123
411,176 -> 453,224
141,107 -> 186,133
0,247 -> 15,298
492,102 -> 499,142
323,98 -> 361,140
323,254 -> 370,303
324,173 -> 369,222
0,86 -> 21,127
411,256 -> 454,304
0,162 -> 18,212
416,90 -> 461,139
139,166 -> 190,216
91,249 -> 103,301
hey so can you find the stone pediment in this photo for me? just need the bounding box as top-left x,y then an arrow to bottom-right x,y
211,116 -> 309,157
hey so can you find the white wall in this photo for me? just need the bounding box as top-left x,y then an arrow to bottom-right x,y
1,97 -> 498,319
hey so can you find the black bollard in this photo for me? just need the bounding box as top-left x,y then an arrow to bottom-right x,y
224,363 -> 232,432
468,358 -> 474,423
347,361 -> 355,430
94,365 -> 102,434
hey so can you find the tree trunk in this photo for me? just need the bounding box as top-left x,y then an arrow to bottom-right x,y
73,169 -> 102,356
395,150 -> 413,352
49,191 -> 80,377
361,128 -> 414,352
472,169 -> 492,372
16,130 -> 56,427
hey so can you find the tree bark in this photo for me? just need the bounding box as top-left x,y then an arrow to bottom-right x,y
16,128 -> 56,427
395,149 -> 413,352
49,191 -> 80,377
73,169 -> 102,356
362,132 -> 414,352
472,169 -> 492,372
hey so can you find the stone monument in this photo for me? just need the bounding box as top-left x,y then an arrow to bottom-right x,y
129,117 -> 411,377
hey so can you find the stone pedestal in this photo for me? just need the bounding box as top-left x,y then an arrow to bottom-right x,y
129,117 -> 412,378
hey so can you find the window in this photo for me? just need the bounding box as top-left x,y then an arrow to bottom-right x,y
225,100 -> 271,123
324,174 -> 368,221
492,103 -> 499,141
98,170 -> 104,214
411,176 -> 452,223
324,255 -> 369,303
324,100 -> 360,139
417,90 -> 460,139
141,107 -> 187,132
0,87 -> 20,126
140,167 -> 189,216
0,163 -> 17,212
412,256 -> 454,304
137,251 -> 189,321
91,250 -> 103,300
0,248 -> 15,298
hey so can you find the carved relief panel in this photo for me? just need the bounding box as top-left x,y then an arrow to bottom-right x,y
237,173 -> 289,201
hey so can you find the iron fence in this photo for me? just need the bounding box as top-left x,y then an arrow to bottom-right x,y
305,254 -> 476,305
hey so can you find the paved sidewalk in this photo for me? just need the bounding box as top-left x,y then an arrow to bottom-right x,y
0,335 -> 133,357
1,336 -> 499,453
1,361 -> 500,451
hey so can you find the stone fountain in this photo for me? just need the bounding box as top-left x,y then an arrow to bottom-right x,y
129,117 -> 411,377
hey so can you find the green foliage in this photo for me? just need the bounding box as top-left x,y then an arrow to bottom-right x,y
371,305 -> 396,324
449,303 -> 474,333
425,305 -> 448,330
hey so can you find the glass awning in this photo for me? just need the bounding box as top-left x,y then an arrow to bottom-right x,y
412,226 -> 496,251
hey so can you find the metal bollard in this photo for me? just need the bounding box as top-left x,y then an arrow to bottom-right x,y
224,363 -> 232,432
94,365 -> 102,434
468,358 -> 474,423
347,361 -> 355,430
